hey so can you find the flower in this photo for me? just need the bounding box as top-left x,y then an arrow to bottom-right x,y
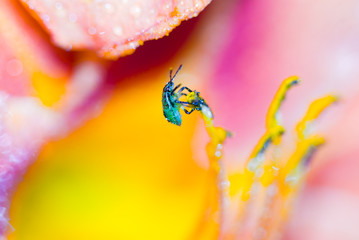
1,0 -> 359,239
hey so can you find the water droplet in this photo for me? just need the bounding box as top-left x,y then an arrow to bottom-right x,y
221,180 -> 230,188
201,105 -> 213,119
104,3 -> 114,13
55,3 -> 67,18
69,13 -> 77,23
88,27 -> 97,35
28,0 -> 35,9
113,26 -> 123,36
130,6 -> 141,17
215,151 -> 221,157
247,154 -> 265,172
40,13 -> 50,23
272,166 -> 279,171
128,42 -> 138,49
6,59 -> 23,77
55,2 -> 63,10
285,175 -> 297,184
255,168 -> 264,177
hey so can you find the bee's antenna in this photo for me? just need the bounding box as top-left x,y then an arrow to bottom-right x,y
169,68 -> 173,80
170,64 -> 183,82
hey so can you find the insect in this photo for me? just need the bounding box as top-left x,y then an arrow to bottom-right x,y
162,65 -> 212,126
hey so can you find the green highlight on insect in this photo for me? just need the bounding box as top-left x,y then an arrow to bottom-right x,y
162,65 -> 213,126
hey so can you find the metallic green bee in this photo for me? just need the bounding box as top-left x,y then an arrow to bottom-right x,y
162,65 -> 211,126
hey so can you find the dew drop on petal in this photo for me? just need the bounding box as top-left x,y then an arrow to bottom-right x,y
104,3 -> 114,13
55,2 -> 63,10
88,27 -> 97,35
130,5 -> 141,17
247,154 -> 265,172
113,26 -> 123,36
28,0 -> 35,9
6,59 -> 23,77
40,13 -> 50,23
201,105 -> 213,120
69,13 -> 77,23
284,175 -> 297,184
272,166 -> 279,171
215,151 -> 221,157
128,42 -> 137,49
221,180 -> 230,188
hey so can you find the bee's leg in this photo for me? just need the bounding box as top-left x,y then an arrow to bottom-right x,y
181,106 -> 195,114
178,93 -> 187,98
177,86 -> 193,95
176,100 -> 191,105
174,86 -> 193,97
171,84 -> 182,94
176,101 -> 194,109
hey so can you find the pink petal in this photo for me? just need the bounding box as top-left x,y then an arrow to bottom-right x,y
21,0 -> 211,58
0,0 -> 108,235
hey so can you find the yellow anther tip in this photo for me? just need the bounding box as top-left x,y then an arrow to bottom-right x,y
283,76 -> 300,87
226,131 -> 233,138
213,127 -> 229,143
309,136 -> 325,146
328,95 -> 340,102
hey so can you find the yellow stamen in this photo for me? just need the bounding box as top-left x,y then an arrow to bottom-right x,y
233,76 -> 299,200
280,95 -> 338,194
